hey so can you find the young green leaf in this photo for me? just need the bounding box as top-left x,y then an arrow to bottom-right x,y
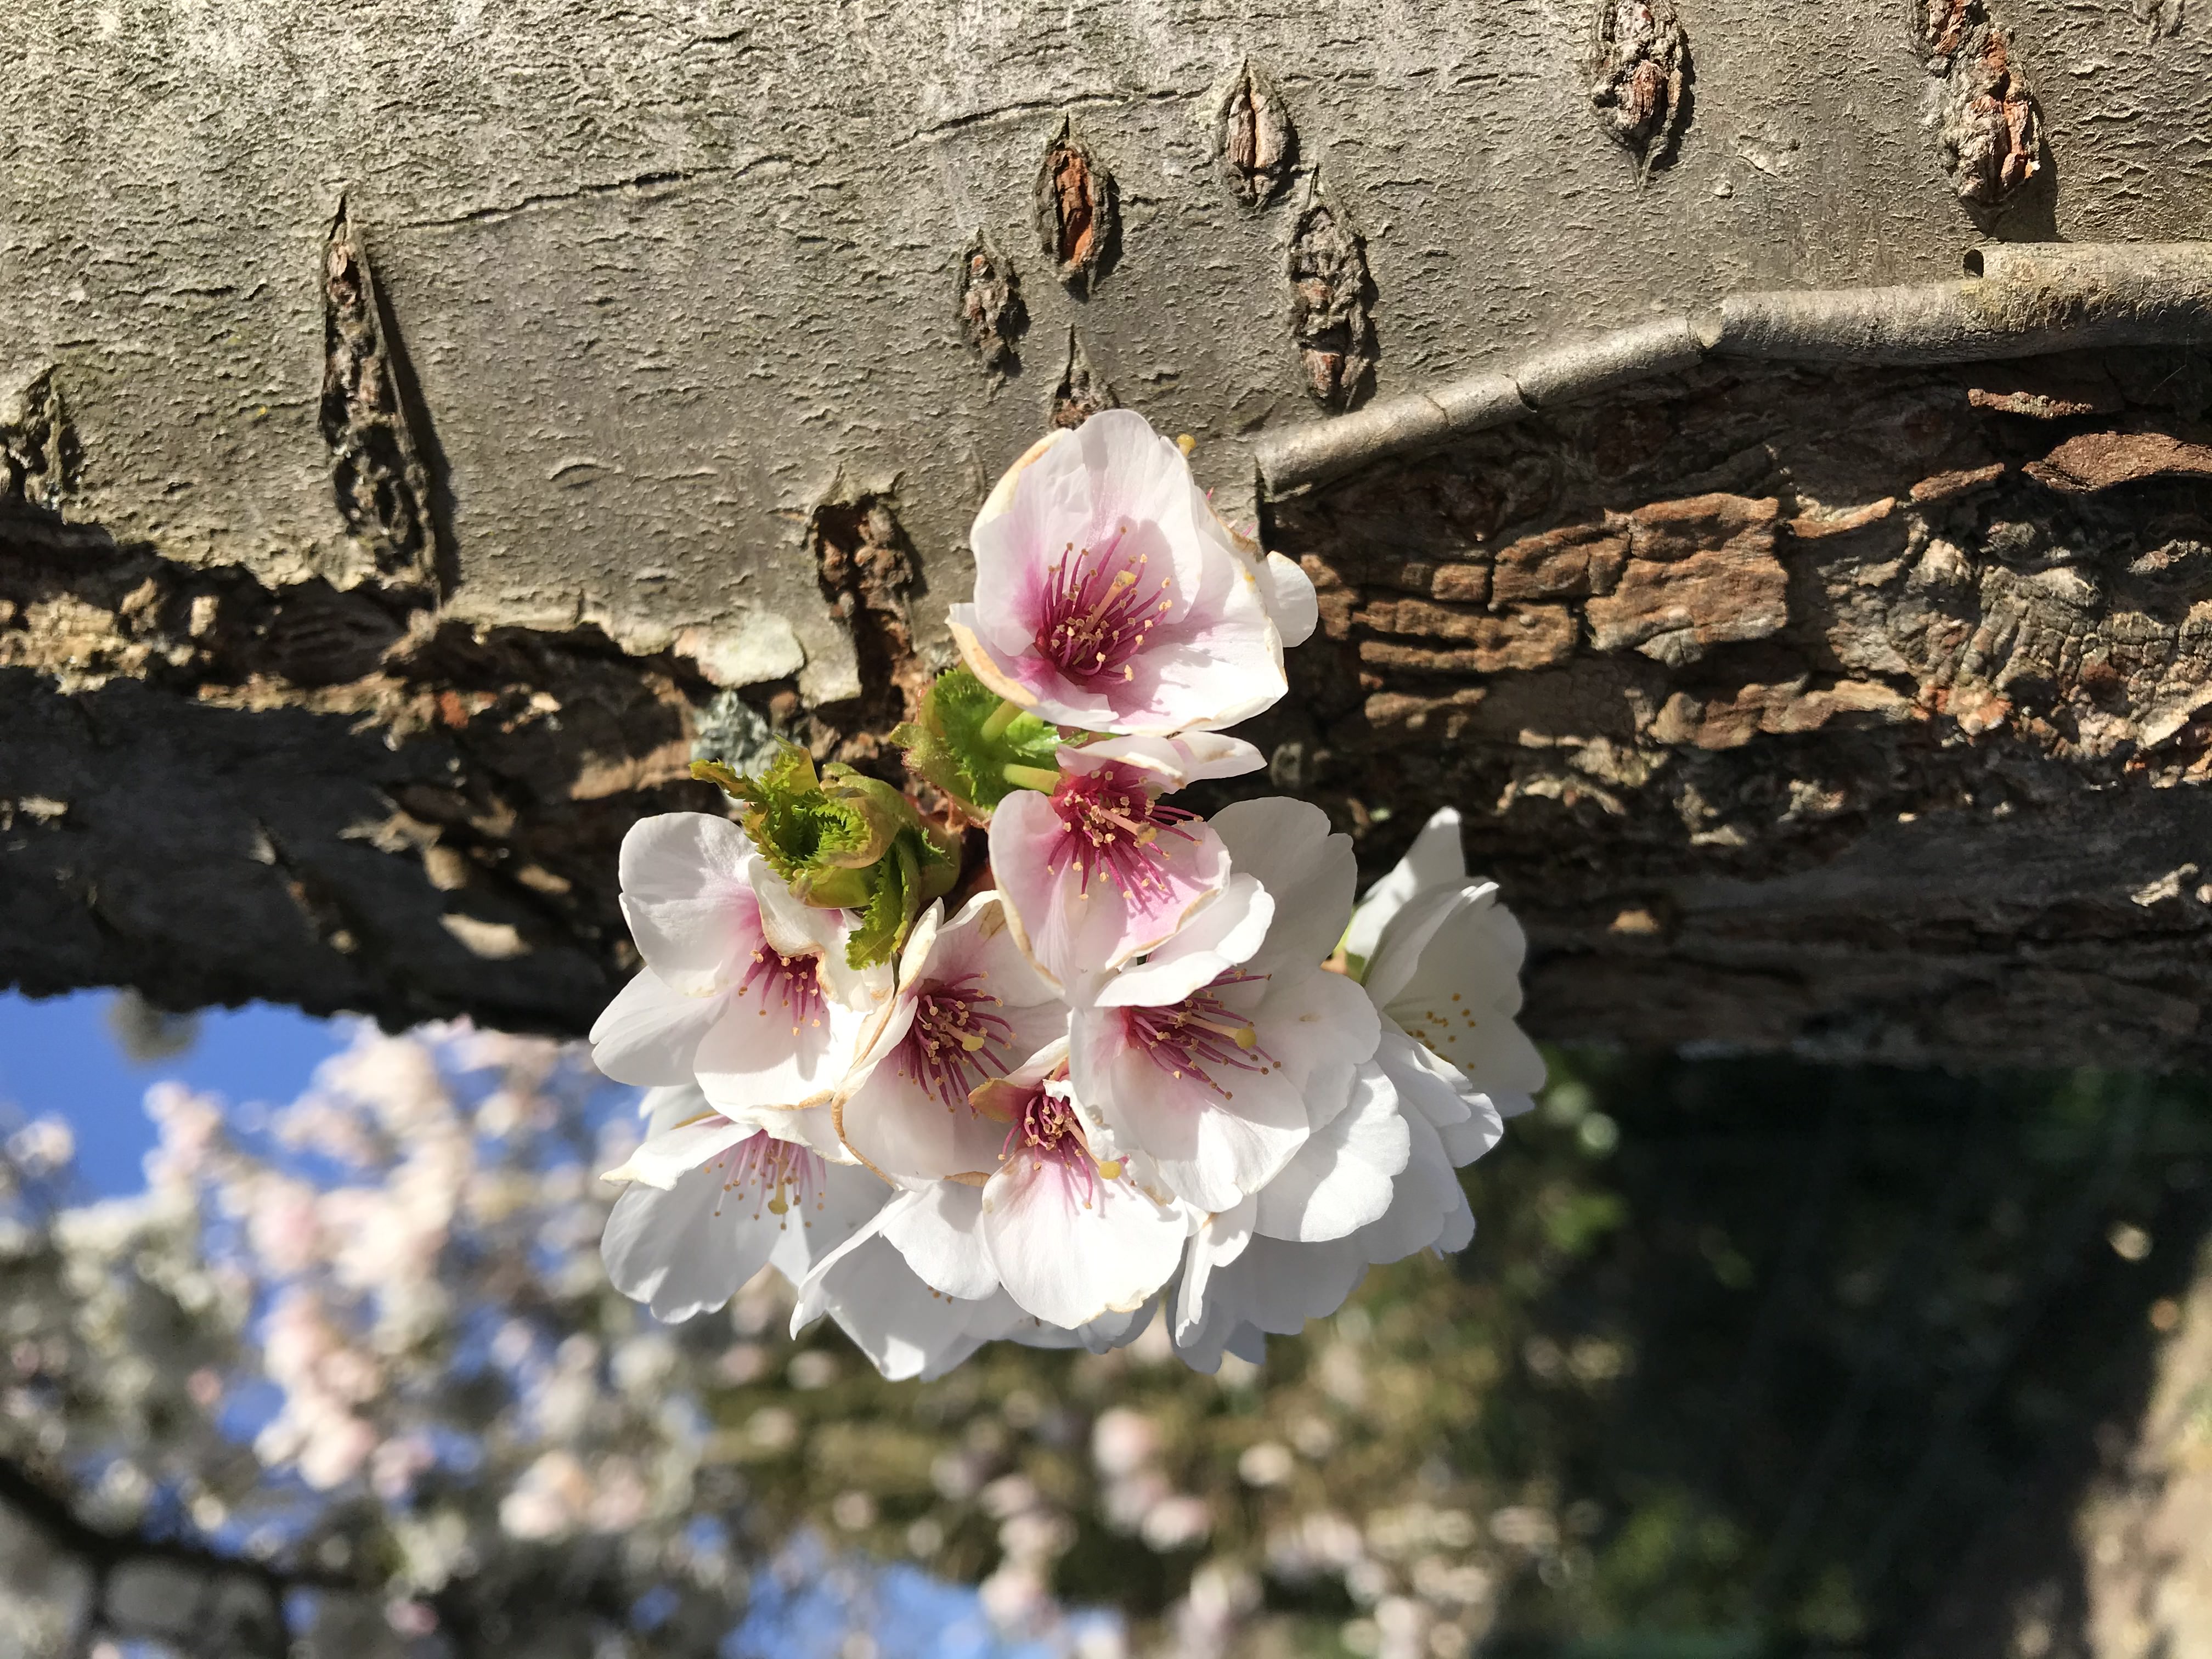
893,666 -> 1066,821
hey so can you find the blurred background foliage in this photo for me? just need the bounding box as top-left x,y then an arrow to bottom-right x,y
2,1020 -> 2208,1659
736,1052 -> 2212,1658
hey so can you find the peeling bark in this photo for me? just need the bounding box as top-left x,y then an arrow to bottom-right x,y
1260,345 -> 2212,1070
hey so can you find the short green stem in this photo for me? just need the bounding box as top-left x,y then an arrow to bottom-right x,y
978,698 -> 1024,743
1002,763 -> 1062,793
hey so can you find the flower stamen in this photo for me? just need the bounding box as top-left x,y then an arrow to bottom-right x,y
1046,761 -> 1199,902
704,1132 -> 825,1228
995,1078 -> 1105,1206
894,974 -> 1016,1112
1035,536 -> 1169,689
1124,974 -> 1275,1099
737,944 -> 827,1036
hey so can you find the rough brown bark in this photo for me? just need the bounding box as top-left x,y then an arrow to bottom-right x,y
1261,345 -> 2212,1073
4,1 -> 2211,1064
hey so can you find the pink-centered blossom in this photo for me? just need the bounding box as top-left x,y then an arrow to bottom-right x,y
816,1043 -> 1187,1333
967,1048 -> 1187,1328
836,893 -> 1068,1182
946,409 -> 1316,736
588,813 -> 889,1127
599,1084 -> 885,1322
1068,797 -> 1376,1214
989,732 -> 1261,994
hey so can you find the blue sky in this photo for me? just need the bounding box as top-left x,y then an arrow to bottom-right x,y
0,989 -> 349,1195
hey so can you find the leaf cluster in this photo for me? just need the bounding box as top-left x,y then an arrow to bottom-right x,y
693,743 -> 959,967
893,667 -> 1064,820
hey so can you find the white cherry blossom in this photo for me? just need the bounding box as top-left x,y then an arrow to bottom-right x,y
1068,797 -> 1376,1213
831,1043 -> 1188,1334
588,812 -> 890,1132
1346,805 -> 1545,1143
598,1084 -> 886,1322
947,409 -> 1314,736
835,893 -> 1067,1182
989,731 -> 1261,995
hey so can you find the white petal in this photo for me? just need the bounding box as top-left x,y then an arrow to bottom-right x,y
1010,1300 -> 1160,1355
1261,550 -> 1319,646
792,1222 -> 1022,1381
1378,891 -> 1547,1094
694,990 -> 870,1117
1374,1024 -> 1472,1130
891,900 -> 946,994
616,813 -> 757,987
980,1157 -> 1186,1329
1092,875 -> 1272,1008
1363,883 -> 1496,1012
1085,1023 -> 1311,1213
879,1182 -> 1000,1301
1173,1313 -> 1270,1376
601,1172 -> 778,1323
639,1081 -> 710,1133
1173,1194 -> 1255,1346
600,1114 -> 752,1190
1252,1065 -> 1409,1243
1440,1098 -> 1515,1165
750,1099 -> 848,1160
946,608 -> 1041,709
1245,966 -> 1381,1134
765,1158 -> 890,1284
838,1064 -> 1005,1183
1379,1024 -> 1509,1169
1341,806 -> 1468,964
1072,732 -> 1265,786
589,970 -> 729,1086
1187,1231 -> 1368,1341
747,854 -> 845,959
1210,797 -> 1358,979
1355,1108 -> 1471,1263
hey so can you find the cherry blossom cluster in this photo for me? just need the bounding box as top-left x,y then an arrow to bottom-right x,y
590,410 -> 1543,1377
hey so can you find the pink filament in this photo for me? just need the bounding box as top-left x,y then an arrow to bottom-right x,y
737,943 -> 827,1035
1034,537 -> 1172,688
1122,975 -> 1274,1099
1046,761 -> 1199,902
998,1082 -> 1098,1202
707,1131 -> 823,1222
895,974 -> 1017,1109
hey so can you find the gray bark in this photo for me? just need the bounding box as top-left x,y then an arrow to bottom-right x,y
5,0 -> 2212,1064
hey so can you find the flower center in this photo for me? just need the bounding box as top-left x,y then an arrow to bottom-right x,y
707,1131 -> 823,1222
1047,762 -> 1198,902
895,974 -> 1016,1110
974,1073 -> 1118,1201
1009,1086 -> 1085,1160
736,943 -> 827,1035
1035,535 -> 1172,687
1122,977 -> 1274,1100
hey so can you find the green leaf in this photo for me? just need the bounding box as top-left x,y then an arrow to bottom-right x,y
692,743 -> 965,968
894,667 -> 1066,821
847,837 -> 919,970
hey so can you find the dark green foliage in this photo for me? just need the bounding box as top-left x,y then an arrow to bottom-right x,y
720,1055 -> 2212,1656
